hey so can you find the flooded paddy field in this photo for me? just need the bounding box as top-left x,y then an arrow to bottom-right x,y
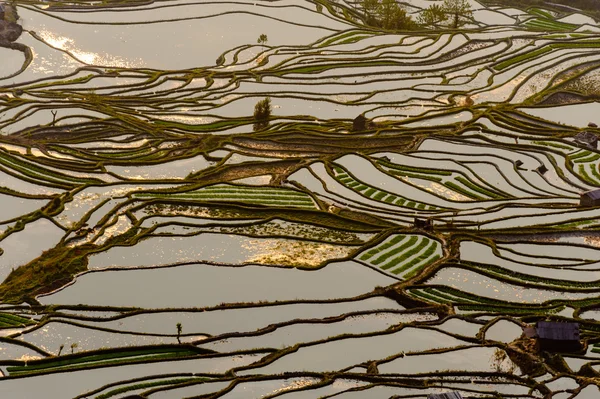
2,0 -> 600,397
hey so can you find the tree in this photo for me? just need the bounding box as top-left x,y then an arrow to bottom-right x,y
379,0 -> 399,28
360,0 -> 416,30
57,344 -> 64,356
417,4 -> 447,28
253,97 -> 272,131
70,342 -> 78,354
362,0 -> 380,23
176,322 -> 182,344
418,0 -> 472,29
257,34 -> 268,47
442,0 -> 472,29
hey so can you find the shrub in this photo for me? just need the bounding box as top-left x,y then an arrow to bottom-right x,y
360,0 -> 416,30
253,97 -> 272,131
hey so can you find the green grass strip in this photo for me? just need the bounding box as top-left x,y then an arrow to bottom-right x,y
333,164 -> 433,210
525,19 -> 577,31
7,347 -> 196,374
382,237 -> 431,271
426,286 -> 508,305
0,313 -> 34,326
409,290 -> 452,304
168,194 -> 313,202
574,154 -> 600,164
578,165 -> 598,185
394,241 -> 440,277
371,236 -> 419,266
456,304 -> 558,314
404,254 -> 441,279
318,31 -> 369,47
529,8 -> 554,19
387,169 -> 444,183
424,287 -> 476,303
373,191 -> 387,200
444,181 -> 483,200
96,378 -> 207,399
364,188 -> 377,197
494,46 -> 553,71
553,41 -> 600,48
533,141 -> 574,150
570,150 -> 591,160
384,195 -> 397,203
590,164 -> 600,181
454,176 -> 504,199
377,160 -> 452,176
359,235 -> 406,261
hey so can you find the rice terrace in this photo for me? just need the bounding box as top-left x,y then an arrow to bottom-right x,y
4,0 -> 600,397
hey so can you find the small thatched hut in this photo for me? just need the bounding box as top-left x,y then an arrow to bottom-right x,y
535,321 -> 582,353
580,189 -> 600,207
414,217 -> 433,231
574,131 -> 598,149
428,392 -> 464,399
536,164 -> 548,175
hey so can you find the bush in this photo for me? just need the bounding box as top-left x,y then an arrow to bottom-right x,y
253,97 -> 272,131
360,0 -> 416,30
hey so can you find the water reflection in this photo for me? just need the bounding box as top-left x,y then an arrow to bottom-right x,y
37,29 -> 142,67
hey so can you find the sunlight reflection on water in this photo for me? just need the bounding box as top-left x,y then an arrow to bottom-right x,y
37,29 -> 143,68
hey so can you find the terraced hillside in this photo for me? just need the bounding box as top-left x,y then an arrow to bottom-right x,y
2,0 -> 600,398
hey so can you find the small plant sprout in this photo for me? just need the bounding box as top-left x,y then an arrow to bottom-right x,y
257,33 -> 268,47
176,322 -> 182,344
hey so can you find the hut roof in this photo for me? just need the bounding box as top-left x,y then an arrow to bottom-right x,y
575,131 -> 598,143
428,393 -> 463,399
582,189 -> 600,201
536,321 -> 579,341
523,325 -> 537,338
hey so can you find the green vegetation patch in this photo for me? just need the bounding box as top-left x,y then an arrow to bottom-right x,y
0,244 -> 93,304
7,346 -> 199,376
408,286 -> 567,314
528,7 -> 554,19
494,47 -> 553,71
96,377 -> 208,399
0,312 -> 35,328
357,234 -> 442,279
332,164 -> 438,211
524,18 -> 578,31
134,184 -> 317,210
